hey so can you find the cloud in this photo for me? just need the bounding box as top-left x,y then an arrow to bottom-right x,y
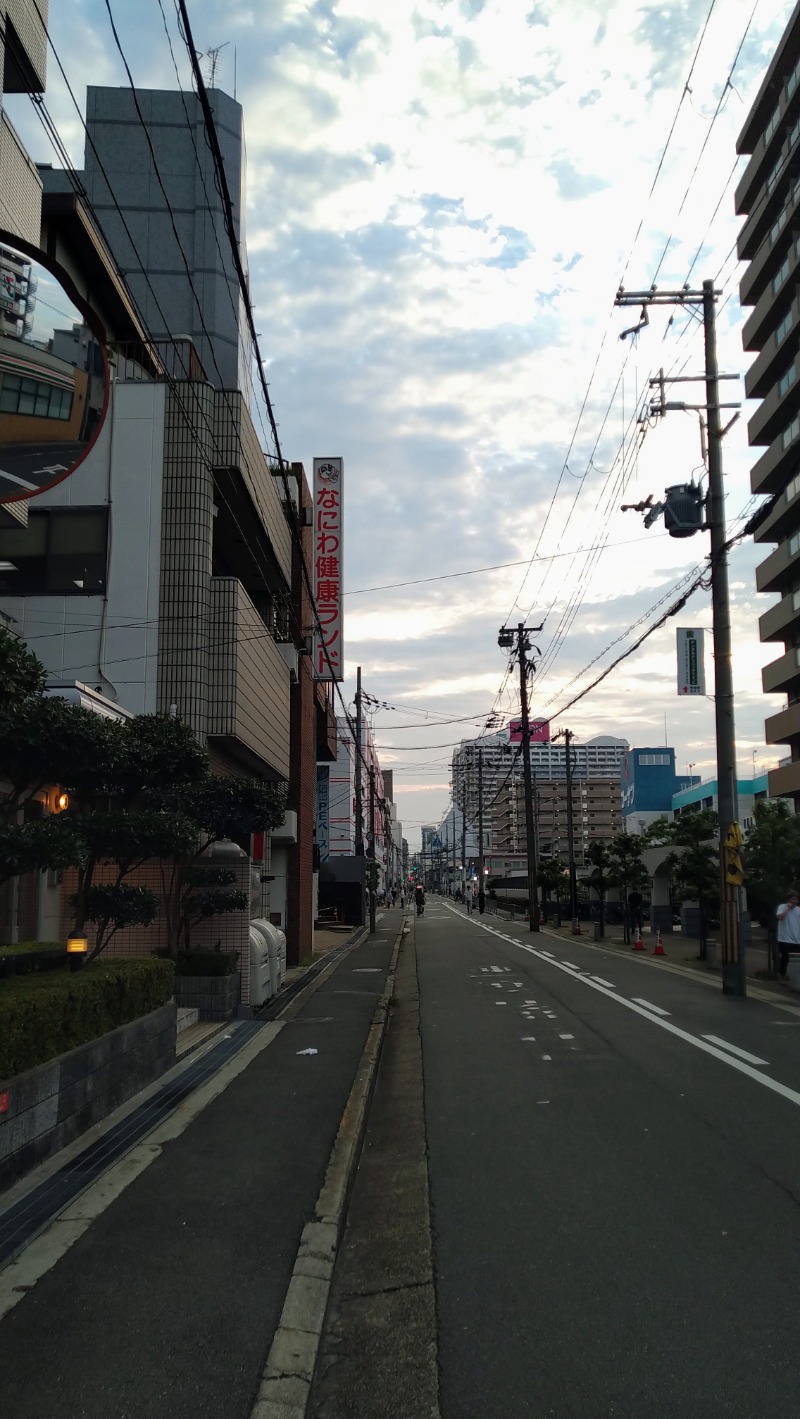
548,157 -> 610,201
20,0 -> 795,847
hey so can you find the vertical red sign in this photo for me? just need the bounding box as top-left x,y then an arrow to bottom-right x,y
313,457 -> 344,681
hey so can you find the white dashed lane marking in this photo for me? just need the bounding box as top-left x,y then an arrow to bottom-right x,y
702,1035 -> 769,1067
631,998 -> 671,1017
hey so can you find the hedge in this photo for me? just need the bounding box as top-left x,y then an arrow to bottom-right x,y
0,941 -> 63,956
0,957 -> 175,1080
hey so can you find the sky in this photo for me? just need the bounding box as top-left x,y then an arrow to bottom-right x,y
7,0 -> 796,847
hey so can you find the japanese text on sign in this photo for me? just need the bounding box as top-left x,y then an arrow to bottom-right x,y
313,458 -> 344,681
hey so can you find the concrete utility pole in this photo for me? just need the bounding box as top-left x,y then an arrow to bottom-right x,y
562,729 -> 579,933
615,281 -> 744,995
499,623 -> 542,931
461,784 -> 467,901
355,667 -> 364,859
369,762 -> 376,934
478,748 -> 485,912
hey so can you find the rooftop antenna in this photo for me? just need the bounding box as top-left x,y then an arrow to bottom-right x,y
205,42 -> 229,88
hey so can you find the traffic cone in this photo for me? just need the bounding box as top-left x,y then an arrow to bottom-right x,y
632,926 -> 645,952
653,929 -> 666,957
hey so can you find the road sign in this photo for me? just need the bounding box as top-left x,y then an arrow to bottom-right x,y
677,627 -> 705,696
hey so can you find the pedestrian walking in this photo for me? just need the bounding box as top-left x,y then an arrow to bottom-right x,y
465,888 -> 472,913
776,890 -> 800,980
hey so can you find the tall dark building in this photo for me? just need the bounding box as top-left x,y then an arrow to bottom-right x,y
736,2 -> 800,804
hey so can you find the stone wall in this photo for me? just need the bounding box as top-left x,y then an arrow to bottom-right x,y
0,1002 -> 176,1192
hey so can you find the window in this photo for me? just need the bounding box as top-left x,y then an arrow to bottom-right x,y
771,206 -> 789,245
790,532 -> 800,555
787,473 -> 800,502
638,753 -> 670,766
790,58 -> 800,99
780,364 -> 798,396
783,414 -> 800,450
774,256 -> 791,294
777,309 -> 794,346
0,509 -> 107,594
0,373 -> 73,421
766,104 -> 781,145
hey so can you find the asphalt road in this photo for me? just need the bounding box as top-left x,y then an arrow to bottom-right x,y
0,440 -> 86,498
0,927 -> 397,1419
418,896 -> 800,1418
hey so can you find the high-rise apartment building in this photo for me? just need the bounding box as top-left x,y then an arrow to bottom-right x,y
452,729 -> 628,826
736,5 -> 800,803
491,776 -> 622,866
41,85 -> 252,396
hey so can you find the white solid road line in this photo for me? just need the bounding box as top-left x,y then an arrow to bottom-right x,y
441,904 -> 796,1110
702,1035 -> 769,1067
631,998 -> 671,1017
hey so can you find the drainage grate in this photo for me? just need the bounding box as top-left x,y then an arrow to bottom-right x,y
0,1020 -> 264,1269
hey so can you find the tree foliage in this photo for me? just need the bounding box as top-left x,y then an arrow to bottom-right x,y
0,627 -> 46,701
80,884 -> 160,958
744,799 -> 800,924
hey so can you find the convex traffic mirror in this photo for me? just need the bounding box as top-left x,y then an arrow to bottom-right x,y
0,237 -> 109,503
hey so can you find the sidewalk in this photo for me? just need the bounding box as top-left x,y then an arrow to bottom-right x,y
0,913 -> 404,1419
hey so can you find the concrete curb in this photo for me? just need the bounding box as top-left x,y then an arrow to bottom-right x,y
249,918 -> 407,1419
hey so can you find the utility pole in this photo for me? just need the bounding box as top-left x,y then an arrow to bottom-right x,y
616,281 -> 744,995
461,782 -> 467,901
703,278 -> 743,997
562,729 -> 579,933
369,761 -> 376,934
478,748 -> 485,912
499,623 -> 541,930
354,667 -> 365,927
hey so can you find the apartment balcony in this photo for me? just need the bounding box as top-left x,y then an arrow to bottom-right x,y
760,590 -> 800,641
765,700 -> 800,747
745,301 -> 800,400
212,393 -> 292,585
750,422 -> 800,495
756,536 -> 800,594
748,355 -> 800,447
762,644 -> 800,696
742,246 -> 799,353
209,577 -> 291,779
768,758 -> 800,798
740,200 -> 800,309
735,93 -> 796,221
754,483 -> 800,545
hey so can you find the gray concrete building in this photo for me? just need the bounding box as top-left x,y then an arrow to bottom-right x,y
736,2 -> 800,804
42,84 -> 252,397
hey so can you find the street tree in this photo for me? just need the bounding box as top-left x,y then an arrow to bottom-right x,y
585,840 -> 612,937
744,800 -> 800,961
661,809 -> 719,958
606,833 -> 649,943
538,855 -> 567,919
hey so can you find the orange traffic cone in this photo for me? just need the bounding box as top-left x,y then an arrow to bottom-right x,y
653,930 -> 666,957
632,926 -> 645,952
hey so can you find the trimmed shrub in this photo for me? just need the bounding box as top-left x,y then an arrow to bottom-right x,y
0,941 -> 63,956
0,957 -> 175,1079
174,950 -> 239,978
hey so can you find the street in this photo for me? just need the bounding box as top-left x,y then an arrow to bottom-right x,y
419,899 -> 800,1418
3,906 -> 800,1418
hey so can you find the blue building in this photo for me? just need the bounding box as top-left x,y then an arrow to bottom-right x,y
671,773 -> 779,832
620,748 -> 699,832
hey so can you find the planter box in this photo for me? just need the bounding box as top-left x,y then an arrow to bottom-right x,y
174,971 -> 240,1021
0,1002 -> 177,1193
